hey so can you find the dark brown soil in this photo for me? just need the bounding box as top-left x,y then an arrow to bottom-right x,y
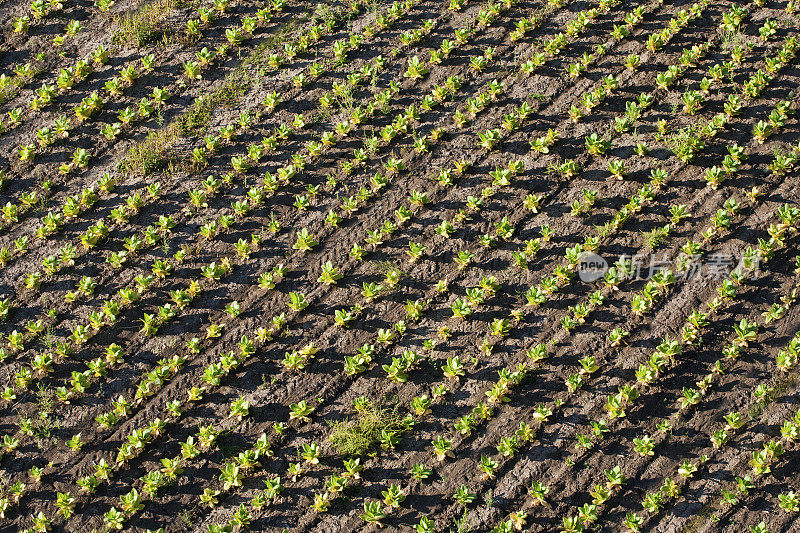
0,0 -> 799,531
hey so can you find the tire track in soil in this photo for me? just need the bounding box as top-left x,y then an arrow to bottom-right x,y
69,0 -> 684,528
408,178 -> 800,533
17,0 -> 564,524
490,69 -> 800,527
205,2 -> 756,528
1,0 -> 744,528
3,0 -> 796,532
298,28 -> 800,532
30,0 -> 527,442
169,0 -> 712,524
452,138 -> 800,532
692,441 -> 800,533
672,387 -> 800,533
426,74 -> 800,531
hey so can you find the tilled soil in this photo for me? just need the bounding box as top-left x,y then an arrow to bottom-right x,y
0,0 -> 799,531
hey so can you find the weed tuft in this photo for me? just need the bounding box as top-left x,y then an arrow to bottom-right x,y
113,0 -> 182,46
328,399 -> 406,456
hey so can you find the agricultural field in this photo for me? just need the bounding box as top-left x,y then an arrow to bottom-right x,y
0,0 -> 800,530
